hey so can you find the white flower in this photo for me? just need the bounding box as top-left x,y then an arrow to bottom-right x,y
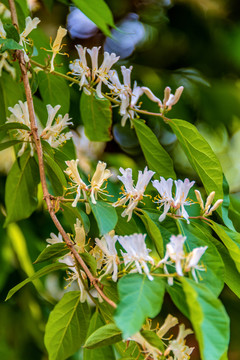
164,324 -> 194,360
94,233 -> 119,281
49,26 -> 67,72
159,235 -> 186,284
46,232 -> 63,245
90,161 -> 112,204
129,332 -> 162,360
40,104 -> 73,148
95,51 -> 120,98
113,167 -> 155,221
19,17 -> 40,62
0,19 -> 6,38
7,100 -> 34,156
157,314 -> 179,339
64,159 -> 89,207
118,233 -> 154,280
147,86 -> 184,115
185,246 -> 208,282
194,190 -> 223,216
69,45 -> 90,90
153,177 -> 195,223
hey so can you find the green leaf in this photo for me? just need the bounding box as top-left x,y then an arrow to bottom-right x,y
80,92 -> 112,142
72,0 -> 114,36
133,119 -> 176,179
83,312 -> 116,360
34,243 -> 69,264
4,23 -> 20,42
44,291 -> 90,360
80,253 -> 97,275
181,278 -> 230,360
0,38 -> 23,52
5,262 -> 67,301
0,122 -> 30,135
169,119 -> 223,201
61,203 -> 90,233
0,140 -> 22,151
84,323 -> 122,349
209,221 -> 240,273
38,72 -> 70,114
114,274 -> 165,338
44,152 -> 67,194
4,152 -> 40,226
221,174 -> 235,230
179,221 -> 224,296
141,330 -> 165,352
90,200 -> 118,236
138,210 -> 164,258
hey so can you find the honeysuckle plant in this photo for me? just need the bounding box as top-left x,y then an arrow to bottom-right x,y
0,1 -> 239,360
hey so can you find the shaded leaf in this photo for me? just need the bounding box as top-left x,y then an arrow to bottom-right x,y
34,243 -> 69,264
90,200 -> 117,236
0,140 -> 22,151
84,323 -> 122,349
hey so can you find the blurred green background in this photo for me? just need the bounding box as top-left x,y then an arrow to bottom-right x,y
1,0 -> 240,359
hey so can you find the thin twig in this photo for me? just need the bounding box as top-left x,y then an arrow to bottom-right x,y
9,0 -> 116,309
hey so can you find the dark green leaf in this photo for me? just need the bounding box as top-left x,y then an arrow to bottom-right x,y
72,0 -> 114,36
133,119 -> 176,179
84,323 -> 122,349
169,119 -> 223,202
83,312 -> 115,360
34,243 -> 69,264
141,330 -> 165,352
80,253 -> 97,275
44,152 -> 67,194
90,200 -> 117,236
0,122 -> 30,134
38,72 -> 70,114
80,92 -> 112,142
4,152 -> 40,226
44,291 -> 90,360
114,274 -> 165,338
0,140 -> 22,151
5,263 -> 67,300
0,38 -> 23,52
181,278 -> 230,360
4,23 -> 20,42
61,203 -> 90,233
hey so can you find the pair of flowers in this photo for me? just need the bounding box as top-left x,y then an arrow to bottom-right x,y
7,101 -> 72,156
69,44 -> 184,126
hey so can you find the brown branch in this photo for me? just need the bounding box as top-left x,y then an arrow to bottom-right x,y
8,0 -> 116,309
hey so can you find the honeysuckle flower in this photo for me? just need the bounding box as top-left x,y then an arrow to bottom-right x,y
94,233 -> 119,281
59,254 -> 88,302
164,324 -> 194,360
155,86 -> 184,115
153,177 -> 195,223
194,190 -> 223,216
46,232 -> 63,245
40,104 -> 73,148
185,246 -> 208,282
69,45 -> 90,90
48,26 -> 68,72
95,51 -> 120,98
7,100 -> 34,156
0,19 -> 6,38
74,218 -> 86,252
0,51 -> 16,79
159,235 -> 186,282
64,159 -> 89,207
113,167 -> 155,221
19,16 -> 40,62
118,233 -> 154,280
157,314 -> 179,339
90,161 -> 112,204
129,332 -> 162,360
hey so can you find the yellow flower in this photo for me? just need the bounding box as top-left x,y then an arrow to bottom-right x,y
49,26 -> 67,72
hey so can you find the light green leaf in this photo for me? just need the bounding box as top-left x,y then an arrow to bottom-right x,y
114,274 -> 165,338
4,152 -> 40,226
73,0 -> 114,36
5,263 -> 67,301
133,119 -> 176,179
0,38 -> 23,52
169,119 -> 223,201
83,312 -> 115,360
34,243 -> 69,264
181,278 -> 230,360
0,122 -> 30,135
38,72 -> 70,114
80,253 -> 97,275
44,152 -> 67,193
0,140 -> 22,151
209,221 -> 240,273
138,210 -> 164,258
80,92 -> 112,142
90,200 -> 117,236
44,291 -> 90,360
141,330 -> 165,352
84,323 -> 122,349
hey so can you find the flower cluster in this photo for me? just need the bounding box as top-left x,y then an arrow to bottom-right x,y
70,45 -> 184,125
159,234 -> 208,285
130,314 -> 194,360
19,16 -> 40,62
6,101 -> 72,156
